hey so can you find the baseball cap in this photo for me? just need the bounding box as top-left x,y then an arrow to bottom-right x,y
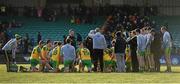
15,34 -> 21,39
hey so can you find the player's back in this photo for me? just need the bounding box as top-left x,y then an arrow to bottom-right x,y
30,46 -> 41,59
80,48 -> 91,60
103,49 -> 111,61
61,44 -> 76,61
41,45 -> 50,59
51,46 -> 61,61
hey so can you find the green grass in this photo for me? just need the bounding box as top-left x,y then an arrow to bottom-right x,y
0,64 -> 180,83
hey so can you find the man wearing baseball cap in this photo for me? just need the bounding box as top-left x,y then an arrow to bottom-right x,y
2,34 -> 21,72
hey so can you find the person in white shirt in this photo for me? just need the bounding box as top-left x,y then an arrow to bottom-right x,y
136,29 -> 146,71
161,26 -> 172,72
145,27 -> 155,71
2,34 -> 21,72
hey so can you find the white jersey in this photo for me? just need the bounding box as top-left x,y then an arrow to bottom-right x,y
145,33 -> 152,49
163,31 -> 172,48
137,34 -> 147,51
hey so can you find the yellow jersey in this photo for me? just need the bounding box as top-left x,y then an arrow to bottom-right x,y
30,46 -> 41,60
103,49 -> 111,61
77,48 -> 91,60
51,46 -> 61,62
41,45 -> 50,60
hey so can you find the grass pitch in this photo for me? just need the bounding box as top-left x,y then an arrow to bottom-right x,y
0,64 -> 180,83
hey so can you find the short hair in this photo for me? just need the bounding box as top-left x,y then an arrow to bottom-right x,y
53,41 -> 58,45
39,40 -> 43,45
161,26 -> 167,31
66,39 -> 71,43
116,31 -> 122,37
151,29 -> 155,33
143,27 -> 148,30
95,27 -> 100,32
136,29 -> 140,33
78,41 -> 86,46
132,30 -> 136,35
112,40 -> 115,44
78,41 -> 83,45
57,41 -> 62,46
147,27 -> 152,30
141,28 -> 145,32
46,40 -> 51,44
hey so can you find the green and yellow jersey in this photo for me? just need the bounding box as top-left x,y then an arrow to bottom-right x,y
103,49 -> 111,61
30,45 -> 41,60
41,45 -> 50,60
51,46 -> 61,62
77,48 -> 91,60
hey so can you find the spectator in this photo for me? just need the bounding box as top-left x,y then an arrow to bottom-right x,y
23,33 -> 29,57
37,32 -> 41,44
70,16 -> 75,24
0,5 -> 6,16
11,19 -> 23,28
75,18 -> 81,24
30,37 -> 35,47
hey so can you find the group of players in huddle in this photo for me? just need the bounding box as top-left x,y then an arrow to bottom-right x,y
30,38 -> 131,73
29,26 -> 172,73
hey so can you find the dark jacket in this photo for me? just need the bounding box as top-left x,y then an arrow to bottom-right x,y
76,33 -> 82,42
128,36 -> 137,51
151,32 -> 162,53
85,36 -> 93,56
66,35 -> 76,49
115,37 -> 126,53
